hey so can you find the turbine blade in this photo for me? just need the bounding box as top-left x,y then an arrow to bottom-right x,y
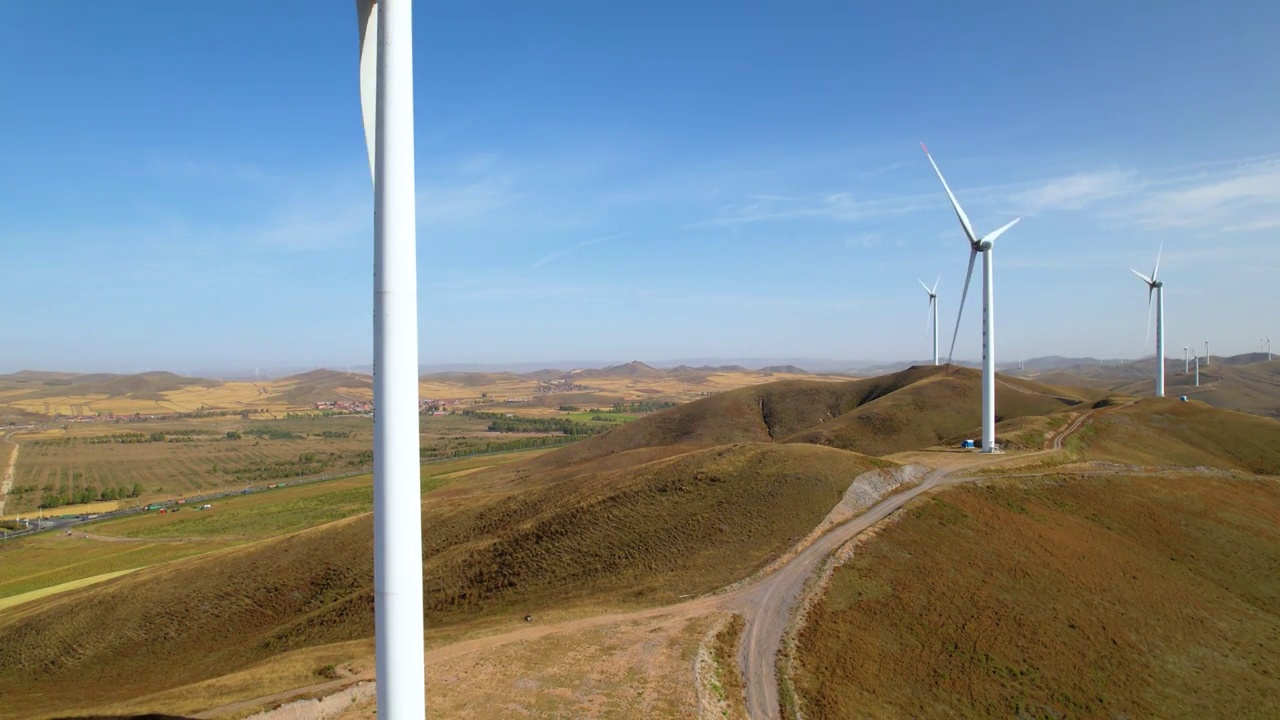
948,248 -> 978,364
1131,268 -> 1153,285
925,296 -> 935,338
932,275 -> 940,295
982,217 -> 1021,246
918,277 -> 932,295
356,0 -> 378,182
921,143 -> 978,245
1152,240 -> 1163,283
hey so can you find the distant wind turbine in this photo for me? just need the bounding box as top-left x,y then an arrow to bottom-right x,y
922,143 -> 1020,453
357,1 -> 426,718
918,277 -> 940,366
1131,242 -> 1165,398
1267,337 -> 1273,362
1183,345 -> 1189,374
1205,340 -> 1210,366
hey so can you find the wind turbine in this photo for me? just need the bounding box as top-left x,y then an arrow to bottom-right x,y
922,143 -> 1021,453
919,277 -> 940,366
1267,337 -> 1273,361
1131,243 -> 1165,398
1204,340 -> 1210,366
1183,345 -> 1189,374
357,1 -> 426,718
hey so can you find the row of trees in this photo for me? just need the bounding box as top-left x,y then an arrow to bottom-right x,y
446,435 -> 578,457
485,417 -> 602,436
38,482 -> 145,509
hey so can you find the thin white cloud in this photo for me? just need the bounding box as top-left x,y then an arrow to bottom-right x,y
530,234 -> 621,269
1124,159 -> 1280,231
686,191 -> 933,228
417,178 -> 520,224
1007,170 -> 1136,214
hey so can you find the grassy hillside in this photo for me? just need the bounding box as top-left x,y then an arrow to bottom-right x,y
1022,356 -> 1280,420
783,371 -> 1079,454
793,473 -> 1280,719
544,366 -> 1083,467
273,369 -> 373,405
24,371 -> 220,400
0,443 -> 885,717
1073,398 -> 1280,473
1158,359 -> 1280,419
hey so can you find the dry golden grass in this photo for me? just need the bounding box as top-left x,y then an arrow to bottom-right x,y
709,614 -> 749,719
0,442 -> 882,717
0,531 -> 236,599
1,366 -> 828,419
541,366 -> 1081,470
417,613 -> 711,719
793,473 -> 1280,719
1073,397 -> 1280,473
0,568 -> 141,612
33,639 -> 376,720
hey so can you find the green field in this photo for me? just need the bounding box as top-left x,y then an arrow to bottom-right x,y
0,535 -> 232,600
0,450 -> 543,604
4,414 -> 573,513
561,411 -> 639,424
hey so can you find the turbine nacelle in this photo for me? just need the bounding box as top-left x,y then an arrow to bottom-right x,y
920,143 -> 1019,364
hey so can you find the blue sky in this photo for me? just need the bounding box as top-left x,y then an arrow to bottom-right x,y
3,1 -> 1278,373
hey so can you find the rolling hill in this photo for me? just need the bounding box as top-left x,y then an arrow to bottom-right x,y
3,363 -> 1279,718
272,369 -> 374,405
793,472 -> 1280,719
0,443 -> 886,717
1071,397 -> 1280,473
537,365 -> 1091,469
1015,355 -> 1280,420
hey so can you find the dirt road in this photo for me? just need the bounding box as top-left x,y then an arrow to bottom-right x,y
735,408 -> 1097,720
196,410 -> 1098,720
0,432 -> 18,516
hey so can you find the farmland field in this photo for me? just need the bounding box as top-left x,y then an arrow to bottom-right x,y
4,414 -> 575,513
0,450 -> 544,605
0,533 -> 235,601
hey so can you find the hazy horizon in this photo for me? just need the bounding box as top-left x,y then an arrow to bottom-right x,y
2,350 -> 1254,379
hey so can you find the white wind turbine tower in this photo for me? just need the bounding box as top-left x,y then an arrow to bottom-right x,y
1131,243 -> 1165,398
922,143 -> 1021,453
357,1 -> 426,718
1267,337 -> 1273,361
919,277 -> 940,365
1183,345 -> 1189,374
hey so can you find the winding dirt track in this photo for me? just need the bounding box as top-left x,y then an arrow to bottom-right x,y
0,432 -> 18,516
736,408 -> 1096,719
196,410 -> 1098,720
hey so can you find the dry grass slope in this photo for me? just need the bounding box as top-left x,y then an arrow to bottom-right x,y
546,365 -> 1084,467
793,474 -> 1280,719
0,443 -> 883,717
783,370 -> 1078,454
1075,398 -> 1280,473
